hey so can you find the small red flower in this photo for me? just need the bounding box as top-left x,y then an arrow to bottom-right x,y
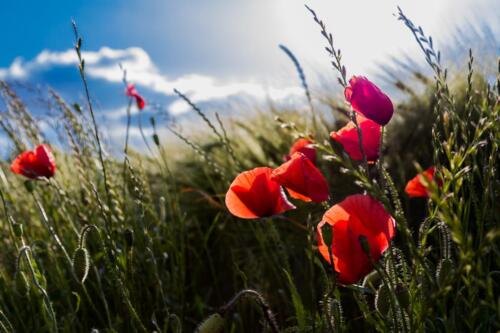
405,167 -> 437,198
330,115 -> 381,163
286,138 -> 316,165
344,76 -> 394,126
125,83 -> 146,110
11,144 -> 56,179
272,152 -> 329,203
317,194 -> 395,284
225,167 -> 295,219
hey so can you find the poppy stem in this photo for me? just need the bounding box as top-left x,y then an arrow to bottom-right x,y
18,246 -> 59,333
124,97 -> 133,157
326,230 -> 338,293
218,289 -> 280,333
359,237 -> 407,333
72,21 -> 113,211
351,111 -> 370,178
31,192 -> 73,267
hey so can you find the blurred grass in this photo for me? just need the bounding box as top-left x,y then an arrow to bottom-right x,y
0,16 -> 498,333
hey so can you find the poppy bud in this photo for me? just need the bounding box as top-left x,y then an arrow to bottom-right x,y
375,283 -> 391,316
73,247 -> 90,284
81,191 -> 90,206
12,222 -> 23,238
24,180 -> 35,193
344,76 -> 394,126
329,299 -> 344,330
72,103 -> 82,113
15,271 -> 30,296
123,228 -> 134,248
358,235 -> 371,257
436,258 -> 454,287
152,134 -> 160,146
395,284 -> 410,309
195,313 -> 225,333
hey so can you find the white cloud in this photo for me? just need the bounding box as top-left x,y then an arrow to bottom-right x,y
0,46 -> 305,115
100,106 -> 139,121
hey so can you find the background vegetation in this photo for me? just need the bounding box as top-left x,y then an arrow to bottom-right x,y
0,7 -> 498,333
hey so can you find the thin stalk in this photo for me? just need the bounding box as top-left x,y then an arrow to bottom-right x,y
0,309 -> 14,333
71,21 -> 112,207
124,98 -> 133,156
0,187 -> 19,247
138,110 -> 154,156
19,246 -> 58,333
218,289 -> 280,333
31,192 -> 72,266
351,111 -> 370,178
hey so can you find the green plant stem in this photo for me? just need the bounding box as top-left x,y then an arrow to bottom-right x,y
31,192 -> 73,266
351,111 -> 370,178
19,246 -> 59,333
72,21 -> 112,209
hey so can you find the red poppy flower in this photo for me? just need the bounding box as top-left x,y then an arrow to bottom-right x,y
11,144 -> 56,179
125,83 -> 146,110
330,115 -> 381,163
345,76 -> 394,126
405,167 -> 437,198
286,138 -> 316,165
271,152 -> 329,203
317,194 -> 396,284
225,167 -> 295,219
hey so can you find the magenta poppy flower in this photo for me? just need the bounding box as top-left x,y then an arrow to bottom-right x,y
344,76 -> 394,126
330,115 -> 381,163
286,138 -> 317,165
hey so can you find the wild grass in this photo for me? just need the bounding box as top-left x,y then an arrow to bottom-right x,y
0,6 -> 498,333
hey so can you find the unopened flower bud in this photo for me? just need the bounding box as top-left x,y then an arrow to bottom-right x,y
15,271 -> 30,296
24,180 -> 35,193
195,313 -> 225,333
73,247 -> 90,284
12,222 -> 23,238
358,235 -> 371,256
152,134 -> 160,146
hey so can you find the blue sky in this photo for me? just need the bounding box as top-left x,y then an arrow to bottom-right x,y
0,0 -> 498,152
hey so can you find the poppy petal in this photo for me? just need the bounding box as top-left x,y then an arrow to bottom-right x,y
286,138 -> 316,165
405,167 -> 436,198
317,194 -> 395,284
10,144 -> 56,179
345,76 -> 394,126
225,167 -> 295,219
330,115 -> 381,162
35,144 -> 56,178
11,151 -> 36,178
135,95 -> 146,110
272,152 -> 329,203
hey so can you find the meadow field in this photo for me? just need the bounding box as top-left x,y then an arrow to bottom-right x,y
0,5 -> 498,333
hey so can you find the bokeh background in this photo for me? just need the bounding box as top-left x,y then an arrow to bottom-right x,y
0,0 -> 498,154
